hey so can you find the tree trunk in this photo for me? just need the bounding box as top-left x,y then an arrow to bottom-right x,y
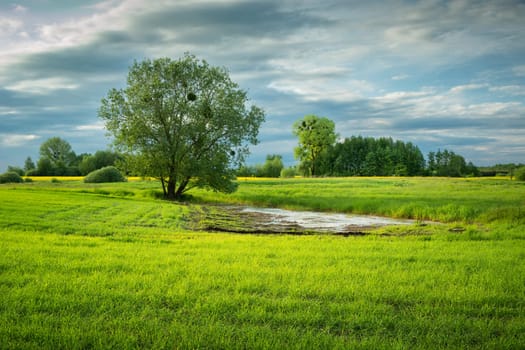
165,177 -> 191,200
160,177 -> 167,197
166,178 -> 177,200
174,177 -> 190,199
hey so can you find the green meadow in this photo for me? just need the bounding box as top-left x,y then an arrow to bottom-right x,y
1,177 -> 524,349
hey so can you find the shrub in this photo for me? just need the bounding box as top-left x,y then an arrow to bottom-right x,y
25,169 -> 40,176
0,171 -> 24,184
84,166 -> 126,183
7,166 -> 24,176
280,167 -> 297,178
515,167 -> 525,181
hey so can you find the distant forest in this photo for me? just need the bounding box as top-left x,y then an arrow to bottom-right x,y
237,136 -> 524,177
241,136 -> 483,178
5,135 -> 524,179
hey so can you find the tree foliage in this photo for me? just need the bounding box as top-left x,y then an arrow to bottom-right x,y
293,115 -> 337,176
78,150 -> 122,176
514,167 -> 525,181
262,154 -> 284,178
24,157 -> 36,173
39,137 -> 76,168
237,154 -> 284,177
7,166 -> 24,176
291,115 -> 427,177
99,54 -> 265,199
32,137 -> 80,176
427,149 -> 478,177
331,136 -> 426,176
280,166 -> 297,178
24,138 -> 121,177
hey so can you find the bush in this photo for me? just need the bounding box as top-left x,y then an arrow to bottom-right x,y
280,167 -> 297,178
7,166 -> 24,176
515,167 -> 525,181
0,172 -> 24,184
25,169 -> 40,176
84,166 -> 126,183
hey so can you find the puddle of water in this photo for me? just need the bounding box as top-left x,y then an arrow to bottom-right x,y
240,207 -> 413,232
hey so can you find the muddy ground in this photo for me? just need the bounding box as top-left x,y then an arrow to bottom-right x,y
194,205 -> 413,236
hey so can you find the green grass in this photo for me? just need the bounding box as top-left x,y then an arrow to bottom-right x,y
1,178 -> 524,349
194,177 -> 525,222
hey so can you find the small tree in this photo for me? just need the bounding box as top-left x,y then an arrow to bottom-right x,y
24,157 -> 36,174
262,154 -> 284,177
99,54 -> 265,199
293,115 -> 336,176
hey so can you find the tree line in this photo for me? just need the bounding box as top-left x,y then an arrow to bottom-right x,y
7,137 -> 121,177
8,121 -> 481,179
245,115 -> 481,178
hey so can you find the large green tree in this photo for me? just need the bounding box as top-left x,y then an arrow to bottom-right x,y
293,115 -> 337,176
99,54 -> 265,199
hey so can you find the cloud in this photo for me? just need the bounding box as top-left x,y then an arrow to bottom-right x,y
489,85 -> 525,96
0,134 -> 40,147
392,74 -> 409,81
11,4 -> 28,13
0,17 -> 23,37
449,84 -> 488,94
1,0 -> 525,170
267,79 -> 369,103
513,65 -> 525,77
6,77 -> 80,94
75,122 -> 105,131
375,90 -> 434,102
0,107 -> 19,115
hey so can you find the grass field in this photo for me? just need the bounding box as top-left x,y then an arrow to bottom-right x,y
1,177 -> 524,349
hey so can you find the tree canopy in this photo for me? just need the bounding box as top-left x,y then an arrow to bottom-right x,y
39,137 -> 76,169
237,154 -> 284,178
293,115 -> 337,176
330,136 -> 426,176
427,149 -> 478,177
99,54 -> 265,199
78,150 -> 122,176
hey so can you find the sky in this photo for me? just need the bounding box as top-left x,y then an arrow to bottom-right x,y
1,0 -> 524,171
